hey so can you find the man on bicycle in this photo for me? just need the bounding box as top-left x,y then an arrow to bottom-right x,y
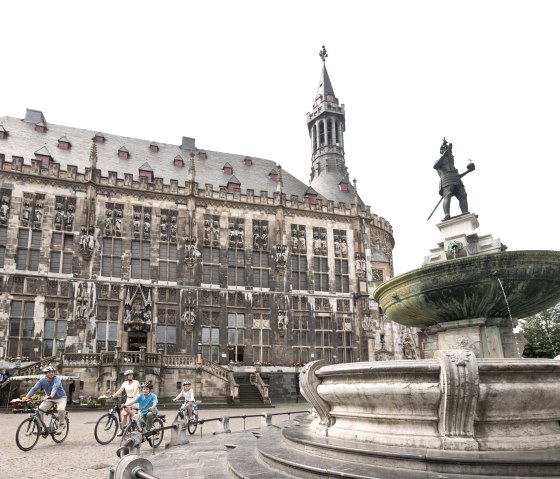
24,366 -> 67,435
173,380 -> 196,420
132,381 -> 158,430
112,369 -> 140,435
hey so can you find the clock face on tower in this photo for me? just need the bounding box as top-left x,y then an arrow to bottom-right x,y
372,269 -> 384,282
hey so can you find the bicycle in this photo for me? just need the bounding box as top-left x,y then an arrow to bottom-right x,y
15,400 -> 70,451
174,399 -> 199,435
120,409 -> 165,448
94,396 -> 127,445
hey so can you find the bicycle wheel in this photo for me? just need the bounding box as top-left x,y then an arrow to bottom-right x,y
187,416 -> 198,435
94,413 -> 118,445
16,417 -> 40,451
119,421 -> 137,447
51,415 -> 70,443
147,417 -> 164,448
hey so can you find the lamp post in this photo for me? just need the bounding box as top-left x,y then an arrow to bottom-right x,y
197,341 -> 202,364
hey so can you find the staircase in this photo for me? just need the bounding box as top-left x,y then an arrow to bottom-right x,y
238,383 -> 264,405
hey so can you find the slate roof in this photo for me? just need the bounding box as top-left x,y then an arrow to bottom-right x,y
0,112 -> 324,201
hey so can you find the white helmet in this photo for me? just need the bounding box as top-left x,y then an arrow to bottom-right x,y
124,370 -> 134,376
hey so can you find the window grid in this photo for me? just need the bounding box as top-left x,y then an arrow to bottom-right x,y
227,312 -> 245,362
252,314 -> 271,363
314,315 -> 332,361
252,251 -> 270,288
0,226 -> 7,268
131,239 -> 151,280
202,246 -> 221,285
16,228 -> 41,271
96,304 -> 119,352
158,243 -> 178,282
201,325 -> 220,363
290,255 -> 308,291
101,238 -> 123,278
292,314 -> 310,364
50,232 -> 74,274
8,300 -> 35,358
336,316 -> 353,363
335,259 -> 350,293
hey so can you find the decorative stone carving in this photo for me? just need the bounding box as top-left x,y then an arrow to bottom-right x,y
401,334 -> 417,359
299,360 -> 334,435
74,281 -> 93,329
181,289 -> 198,333
274,245 -> 288,272
79,226 -> 96,259
184,235 -> 201,267
277,309 -> 288,335
435,349 -> 479,451
0,195 -> 10,224
124,285 -> 153,332
355,253 -> 366,278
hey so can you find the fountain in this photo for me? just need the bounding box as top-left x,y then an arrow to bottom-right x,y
251,212 -> 560,477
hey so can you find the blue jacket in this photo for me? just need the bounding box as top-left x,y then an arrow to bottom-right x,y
28,375 -> 66,399
133,392 -> 158,415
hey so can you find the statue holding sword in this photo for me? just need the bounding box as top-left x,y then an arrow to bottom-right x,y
427,138 -> 476,221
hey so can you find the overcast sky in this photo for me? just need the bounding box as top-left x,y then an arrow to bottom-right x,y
3,1 -> 559,276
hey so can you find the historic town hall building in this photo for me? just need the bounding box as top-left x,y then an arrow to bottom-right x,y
0,53 -> 418,403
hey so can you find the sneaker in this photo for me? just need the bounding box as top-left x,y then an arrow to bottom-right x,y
117,429 -> 124,437
55,423 -> 66,435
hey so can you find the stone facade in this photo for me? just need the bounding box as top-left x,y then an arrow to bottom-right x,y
0,58 -> 415,399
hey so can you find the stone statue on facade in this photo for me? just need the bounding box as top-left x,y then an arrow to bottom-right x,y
0,196 -> 10,224
432,138 -> 475,221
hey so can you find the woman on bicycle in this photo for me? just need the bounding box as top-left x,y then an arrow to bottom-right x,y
112,369 -> 140,435
23,366 -> 67,435
173,380 -> 196,419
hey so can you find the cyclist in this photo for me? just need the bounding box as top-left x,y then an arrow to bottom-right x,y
173,380 -> 196,420
112,369 -> 141,435
132,381 -> 158,430
23,366 -> 67,435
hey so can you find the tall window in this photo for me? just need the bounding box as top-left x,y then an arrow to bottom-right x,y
227,218 -> 245,287
16,228 -> 41,271
202,247 -> 221,285
334,230 -> 349,293
50,232 -> 74,274
156,289 -> 178,353
43,302 -> 68,358
227,312 -> 245,362
314,315 -> 332,361
252,313 -> 271,363
336,316 -> 353,363
96,304 -> 119,351
0,226 -> 6,268
291,255 -> 308,291
156,318 -> 177,354
252,251 -> 270,288
7,300 -> 35,358
131,240 -> 151,280
201,310 -> 220,362
158,243 -> 178,282
227,249 -> 245,287
312,227 -> 329,292
292,314 -> 310,364
101,238 -> 123,278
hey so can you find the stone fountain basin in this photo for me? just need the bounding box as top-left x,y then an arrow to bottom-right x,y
373,250 -> 560,328
306,358 -> 560,452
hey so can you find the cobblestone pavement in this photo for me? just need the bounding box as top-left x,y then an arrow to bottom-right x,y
0,403 -> 308,479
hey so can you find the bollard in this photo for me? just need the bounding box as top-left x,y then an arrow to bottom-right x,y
113,455 -> 153,479
116,432 -> 143,457
214,415 -> 231,434
261,412 -> 272,427
167,419 -> 190,447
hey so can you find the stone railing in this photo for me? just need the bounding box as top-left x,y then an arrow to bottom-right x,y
63,353 -> 100,367
201,358 -> 228,381
250,372 -> 270,403
162,355 -> 197,367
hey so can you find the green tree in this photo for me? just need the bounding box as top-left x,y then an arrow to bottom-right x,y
520,303 -> 560,358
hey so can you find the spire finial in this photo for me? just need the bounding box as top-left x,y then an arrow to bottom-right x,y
319,45 -> 328,63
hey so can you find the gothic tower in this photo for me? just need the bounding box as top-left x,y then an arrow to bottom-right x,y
307,46 -> 355,204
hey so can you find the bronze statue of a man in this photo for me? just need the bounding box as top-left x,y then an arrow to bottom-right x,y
433,138 -> 475,221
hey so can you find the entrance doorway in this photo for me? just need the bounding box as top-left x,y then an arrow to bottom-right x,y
128,331 -> 147,351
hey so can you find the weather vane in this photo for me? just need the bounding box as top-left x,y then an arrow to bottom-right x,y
319,45 -> 328,62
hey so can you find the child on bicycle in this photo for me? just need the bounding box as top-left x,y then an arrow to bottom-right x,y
132,381 -> 158,430
112,369 -> 140,435
173,380 -> 196,420
23,366 -> 67,435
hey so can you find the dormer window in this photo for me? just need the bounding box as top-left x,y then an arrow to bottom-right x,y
34,146 -> 52,168
139,162 -> 154,182
198,150 -> 207,160
326,94 -> 335,102
339,180 -> 349,192
304,186 -> 318,203
93,132 -> 106,143
118,146 -> 130,159
0,125 -> 7,139
243,156 -> 252,166
268,169 -> 278,181
223,162 -> 233,175
227,175 -> 241,192
35,121 -> 47,133
149,142 -> 159,153
57,136 -> 71,150
174,155 -> 184,167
